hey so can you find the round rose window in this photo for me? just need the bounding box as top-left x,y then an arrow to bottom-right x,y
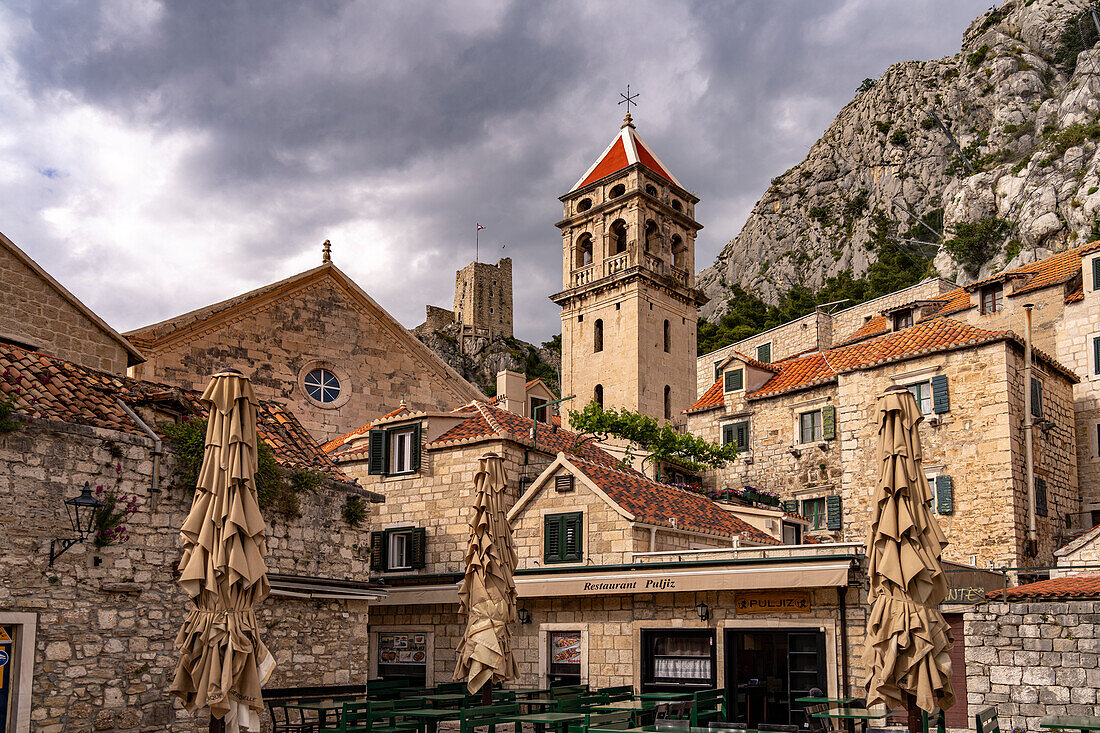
303,368 -> 341,404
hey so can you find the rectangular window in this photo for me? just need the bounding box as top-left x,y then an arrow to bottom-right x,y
390,429 -> 415,474
1094,335 -> 1100,376
906,381 -> 933,414
1030,377 -> 1043,419
980,285 -> 1003,314
530,397 -> 548,423
388,531 -> 410,570
782,522 -> 801,545
724,368 -> 744,392
1093,257 -> 1100,291
714,360 -> 722,381
756,342 -> 772,364
544,512 -> 582,564
893,309 -> 914,330
799,410 -> 822,444
802,497 -> 826,530
722,420 -> 750,450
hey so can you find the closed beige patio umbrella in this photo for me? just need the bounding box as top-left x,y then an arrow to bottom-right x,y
454,453 -> 518,699
862,387 -> 954,733
170,370 -> 275,733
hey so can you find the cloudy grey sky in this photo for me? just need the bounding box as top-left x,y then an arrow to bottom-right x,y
0,0 -> 989,344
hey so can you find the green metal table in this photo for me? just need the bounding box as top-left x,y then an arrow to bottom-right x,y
403,706 -> 464,733
795,697 -> 857,705
421,693 -> 468,707
506,711 -> 588,733
286,700 -> 353,728
813,708 -> 899,720
1040,716 -> 1100,733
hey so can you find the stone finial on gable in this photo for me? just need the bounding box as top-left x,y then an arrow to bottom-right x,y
322,239 -> 332,264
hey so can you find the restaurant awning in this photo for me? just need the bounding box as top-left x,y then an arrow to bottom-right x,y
514,559 -> 852,598
267,574 -> 389,602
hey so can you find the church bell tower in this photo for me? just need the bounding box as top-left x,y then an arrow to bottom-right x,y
552,114 -> 706,427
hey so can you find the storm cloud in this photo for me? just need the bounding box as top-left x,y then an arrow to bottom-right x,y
0,0 -> 987,342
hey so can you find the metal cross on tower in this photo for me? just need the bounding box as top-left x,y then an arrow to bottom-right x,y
619,84 -> 639,115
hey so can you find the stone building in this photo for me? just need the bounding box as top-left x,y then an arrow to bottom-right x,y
416,257 -> 514,352
329,397 -> 865,729
124,248 -> 484,442
0,231 -> 144,374
964,566 -> 1100,729
686,317 -> 1079,569
553,115 -> 706,427
0,342 -> 383,732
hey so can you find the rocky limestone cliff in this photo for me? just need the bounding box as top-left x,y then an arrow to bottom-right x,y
413,322 -> 560,397
699,0 -> 1100,317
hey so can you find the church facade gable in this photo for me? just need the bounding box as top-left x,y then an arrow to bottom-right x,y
0,231 -> 143,374
127,264 -> 483,440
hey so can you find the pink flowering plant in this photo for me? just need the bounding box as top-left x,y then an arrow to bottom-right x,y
92,470 -> 138,547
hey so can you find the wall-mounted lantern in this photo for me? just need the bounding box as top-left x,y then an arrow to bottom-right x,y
49,482 -> 103,566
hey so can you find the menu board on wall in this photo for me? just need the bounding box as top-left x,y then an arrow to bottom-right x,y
550,632 -> 581,665
379,633 -> 427,665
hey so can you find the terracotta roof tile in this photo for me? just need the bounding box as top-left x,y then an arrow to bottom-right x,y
987,573 -> 1100,600
685,380 -> 725,414
835,315 -> 891,346
0,343 -> 350,483
572,123 -> 683,192
321,406 -> 409,453
919,287 -> 973,320
692,318 -> 1075,405
718,350 -> 778,373
567,456 -> 778,544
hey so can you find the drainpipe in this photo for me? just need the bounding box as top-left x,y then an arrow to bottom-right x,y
649,526 -> 657,552
837,585 -> 851,699
117,399 -> 163,511
1023,304 -> 1038,554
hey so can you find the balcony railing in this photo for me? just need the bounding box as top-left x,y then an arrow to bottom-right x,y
572,263 -> 595,287
632,542 -> 864,563
605,251 -> 631,276
669,266 -> 690,287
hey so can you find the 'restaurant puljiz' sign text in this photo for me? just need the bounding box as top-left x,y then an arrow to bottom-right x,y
735,590 -> 813,614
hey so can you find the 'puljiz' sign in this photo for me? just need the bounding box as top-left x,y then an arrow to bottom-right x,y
735,590 -> 813,614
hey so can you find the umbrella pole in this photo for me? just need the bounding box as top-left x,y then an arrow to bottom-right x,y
480,681 -> 493,706
905,693 -> 922,733
209,714 -> 225,733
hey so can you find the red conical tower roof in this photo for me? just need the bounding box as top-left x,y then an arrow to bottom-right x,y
570,114 -> 683,192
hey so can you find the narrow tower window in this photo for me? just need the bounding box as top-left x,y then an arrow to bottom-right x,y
671,235 -> 685,269
644,220 -> 658,253
664,385 -> 672,420
594,319 -> 603,353
576,233 -> 593,267
594,384 -> 604,408
610,220 -> 627,255
645,184 -> 658,196
663,320 -> 670,352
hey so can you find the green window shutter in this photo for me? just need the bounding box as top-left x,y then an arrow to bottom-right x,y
368,429 -> 386,475
757,343 -> 771,364
1093,257 -> 1100,291
544,515 -> 560,563
369,531 -> 386,571
822,405 -> 836,440
410,423 -> 422,472
734,421 -> 749,450
722,424 -> 735,446
1035,477 -> 1048,517
410,527 -> 427,569
825,494 -> 842,531
714,361 -> 722,381
931,375 -> 950,414
780,500 -> 798,514
724,369 -> 743,391
1030,379 -> 1043,419
935,475 -> 954,515
1094,337 -> 1100,375
563,512 -> 583,562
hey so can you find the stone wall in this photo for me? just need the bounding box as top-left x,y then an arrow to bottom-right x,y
1058,281 -> 1100,515
688,381 -> 842,541
1,418 -> 374,732
689,340 -> 1078,566
130,273 -> 480,442
0,240 -> 133,374
964,601 -> 1100,730
828,278 -> 957,344
342,436 -> 530,576
454,258 -> 513,340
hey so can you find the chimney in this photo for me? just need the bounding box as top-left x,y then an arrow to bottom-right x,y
496,369 -> 526,416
